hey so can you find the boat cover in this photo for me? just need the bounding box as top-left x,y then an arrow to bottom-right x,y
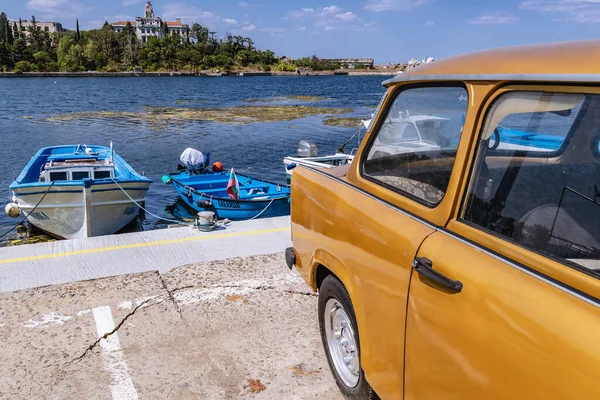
180,148 -> 206,172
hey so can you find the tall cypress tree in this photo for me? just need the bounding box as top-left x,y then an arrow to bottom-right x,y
75,19 -> 80,42
6,19 -> 13,45
0,12 -> 7,44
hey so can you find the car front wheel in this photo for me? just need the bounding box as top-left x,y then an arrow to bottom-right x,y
318,275 -> 376,399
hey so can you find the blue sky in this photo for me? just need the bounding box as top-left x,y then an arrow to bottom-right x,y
2,0 -> 600,63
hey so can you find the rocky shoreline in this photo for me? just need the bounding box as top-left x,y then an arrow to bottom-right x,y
0,70 -> 398,78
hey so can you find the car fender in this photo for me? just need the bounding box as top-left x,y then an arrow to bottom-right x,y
310,248 -> 372,369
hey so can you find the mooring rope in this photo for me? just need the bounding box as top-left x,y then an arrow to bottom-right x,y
0,181 -> 55,240
110,179 -> 191,227
247,198 -> 276,221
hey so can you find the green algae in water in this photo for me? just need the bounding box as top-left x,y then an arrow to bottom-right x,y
45,105 -> 353,126
323,117 -> 366,128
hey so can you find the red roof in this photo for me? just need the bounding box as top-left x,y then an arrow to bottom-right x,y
111,21 -> 135,26
165,21 -> 187,27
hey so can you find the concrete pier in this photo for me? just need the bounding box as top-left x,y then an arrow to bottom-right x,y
0,218 -> 343,399
0,216 -> 291,293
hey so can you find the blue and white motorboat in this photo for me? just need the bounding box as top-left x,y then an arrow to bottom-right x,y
283,119 -> 372,181
7,144 -> 151,239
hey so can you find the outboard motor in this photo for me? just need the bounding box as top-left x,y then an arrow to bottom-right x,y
178,148 -> 209,174
297,140 -> 318,158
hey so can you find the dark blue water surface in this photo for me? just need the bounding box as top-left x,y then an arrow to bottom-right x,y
0,75 -> 390,237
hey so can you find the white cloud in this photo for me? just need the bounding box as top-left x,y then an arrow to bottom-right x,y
238,2 -> 263,8
424,19 -> 435,26
123,0 -> 141,6
258,26 -> 286,37
288,8 -> 316,18
289,5 -> 371,32
26,0 -> 88,18
335,12 -> 358,21
365,0 -> 428,12
322,5 -> 343,14
295,26 -> 307,31
467,11 -> 519,24
520,0 -> 600,23
241,24 -> 256,31
223,18 -> 238,24
162,3 -> 218,26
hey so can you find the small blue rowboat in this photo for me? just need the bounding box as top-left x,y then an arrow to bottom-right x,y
164,170 -> 290,220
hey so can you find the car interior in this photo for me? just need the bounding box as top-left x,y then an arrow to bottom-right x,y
464,92 -> 600,274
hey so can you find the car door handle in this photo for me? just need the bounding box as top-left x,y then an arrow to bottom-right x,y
412,257 -> 463,294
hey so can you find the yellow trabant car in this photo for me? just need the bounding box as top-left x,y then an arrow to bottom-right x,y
286,39 -> 600,399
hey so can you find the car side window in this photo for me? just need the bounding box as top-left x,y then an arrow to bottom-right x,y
362,86 -> 469,206
463,91 -> 600,277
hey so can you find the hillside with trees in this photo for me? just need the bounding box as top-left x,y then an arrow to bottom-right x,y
0,12 -> 340,73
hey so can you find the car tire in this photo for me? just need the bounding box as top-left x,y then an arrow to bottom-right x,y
318,275 -> 377,399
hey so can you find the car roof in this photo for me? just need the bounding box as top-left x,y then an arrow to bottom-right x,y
383,39 -> 600,87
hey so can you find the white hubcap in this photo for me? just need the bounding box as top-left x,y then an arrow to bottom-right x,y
324,298 -> 359,388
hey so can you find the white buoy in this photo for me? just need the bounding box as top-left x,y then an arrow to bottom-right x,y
5,203 -> 21,218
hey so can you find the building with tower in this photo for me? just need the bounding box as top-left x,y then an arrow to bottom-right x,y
110,1 -> 189,43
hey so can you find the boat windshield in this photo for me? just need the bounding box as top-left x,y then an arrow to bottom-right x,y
377,121 -> 420,144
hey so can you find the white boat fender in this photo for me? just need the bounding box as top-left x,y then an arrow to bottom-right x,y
5,202 -> 21,218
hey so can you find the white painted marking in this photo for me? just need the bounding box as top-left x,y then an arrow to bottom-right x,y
117,301 -> 132,310
77,309 -> 91,317
92,306 -> 139,400
173,279 -> 271,306
24,312 -> 73,328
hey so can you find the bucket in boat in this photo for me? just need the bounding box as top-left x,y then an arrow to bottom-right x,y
197,211 -> 215,225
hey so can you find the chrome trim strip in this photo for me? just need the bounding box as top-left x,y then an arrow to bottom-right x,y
301,166 -> 438,231
382,74 -> 600,87
438,228 -> 600,308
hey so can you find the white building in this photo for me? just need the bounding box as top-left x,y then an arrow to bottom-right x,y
111,1 -> 189,43
9,20 -> 67,35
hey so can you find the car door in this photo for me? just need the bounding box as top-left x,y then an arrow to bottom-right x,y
343,83 -> 472,398
404,86 -> 600,399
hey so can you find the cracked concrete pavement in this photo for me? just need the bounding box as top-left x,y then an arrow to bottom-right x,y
0,253 -> 343,400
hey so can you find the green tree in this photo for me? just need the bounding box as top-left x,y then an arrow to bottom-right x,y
119,22 -> 139,69
190,23 -> 209,44
27,15 -> 46,54
33,51 -> 53,71
0,42 -> 11,69
75,19 -> 80,42
139,36 -> 162,70
5,18 -> 13,46
0,12 -> 8,44
14,60 -> 33,73
57,36 -> 85,71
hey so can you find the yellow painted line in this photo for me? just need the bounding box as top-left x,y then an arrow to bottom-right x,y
0,227 -> 289,265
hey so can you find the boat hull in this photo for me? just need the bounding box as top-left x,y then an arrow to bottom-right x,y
283,154 -> 354,181
168,172 -> 290,220
12,181 -> 150,239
